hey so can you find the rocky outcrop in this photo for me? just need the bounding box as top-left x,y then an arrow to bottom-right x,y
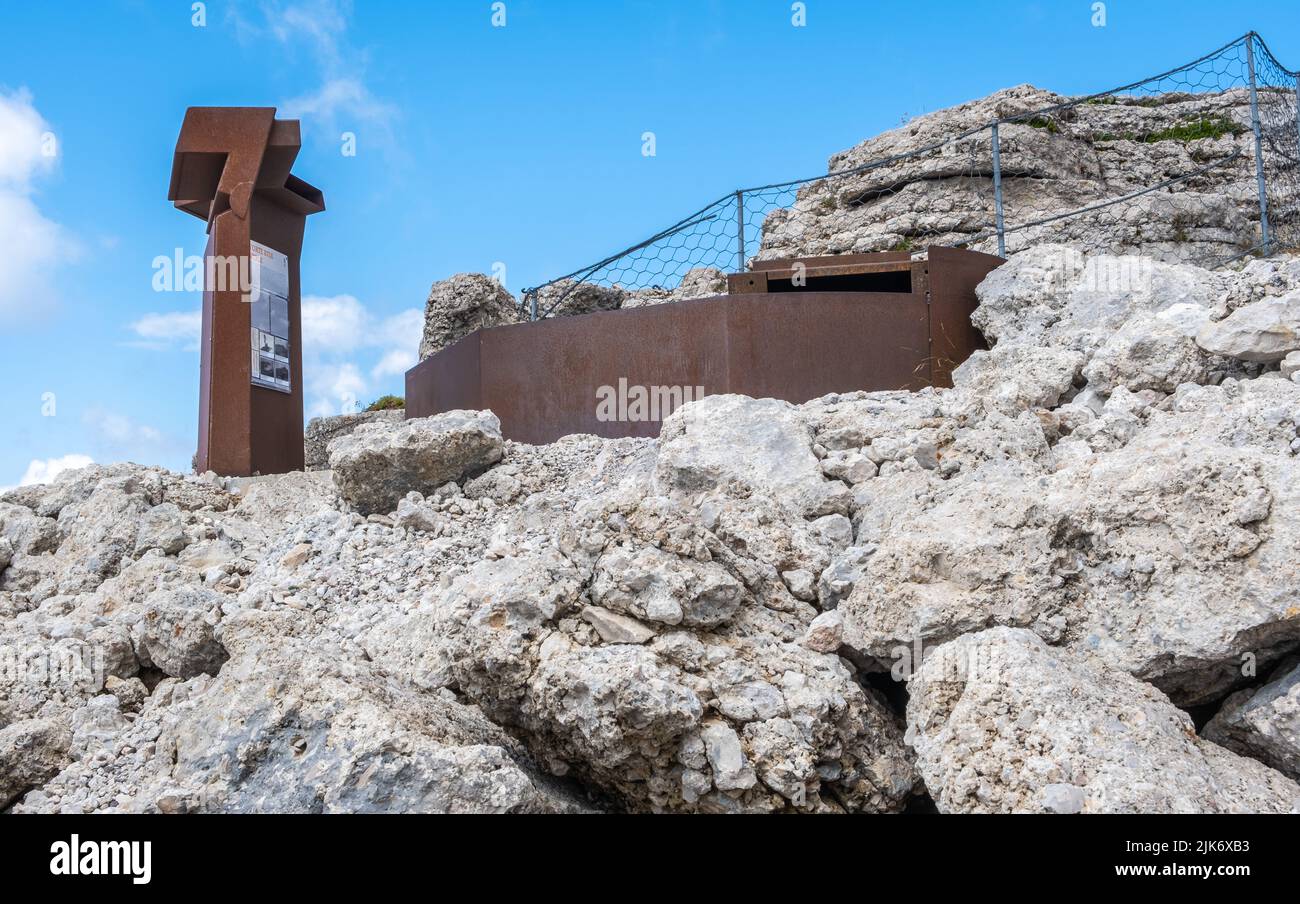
7,239 -> 1300,813
535,279 -> 626,318
327,411 -> 504,515
419,273 -> 523,360
623,267 -> 728,309
758,85 -> 1262,265
304,409 -> 404,470
832,247 -> 1298,707
906,628 -> 1300,813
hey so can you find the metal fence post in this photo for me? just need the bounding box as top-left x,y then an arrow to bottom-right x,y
991,122 -> 1006,258
736,190 -> 746,273
528,290 -> 537,321
1246,34 -> 1272,255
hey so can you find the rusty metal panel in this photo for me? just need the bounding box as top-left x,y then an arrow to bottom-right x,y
406,332 -> 482,417
727,291 -> 929,399
477,297 -> 729,444
750,250 -> 912,271
406,247 -> 1003,445
201,206 -> 254,475
925,245 -> 1002,387
248,196 -> 309,475
727,271 -> 768,295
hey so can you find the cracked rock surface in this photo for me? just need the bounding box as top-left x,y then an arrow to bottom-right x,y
6,253 -> 1300,811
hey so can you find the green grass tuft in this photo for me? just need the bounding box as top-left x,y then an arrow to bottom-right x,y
366,395 -> 405,411
1094,116 -> 1244,143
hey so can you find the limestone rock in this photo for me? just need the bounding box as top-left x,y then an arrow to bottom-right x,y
801,610 -> 844,653
124,613 -> 588,814
328,410 -> 504,515
592,542 -> 746,628
419,273 -> 522,360
1204,660 -> 1300,781
1196,291 -> 1300,362
1281,350 -> 1300,380
105,675 -> 149,712
69,695 -> 132,757
623,267 -> 727,309
840,377 -> 1300,707
429,548 -> 914,813
304,409 -> 404,471
906,628 -> 1300,813
973,246 -> 1225,358
581,606 -> 656,644
699,721 -> 756,791
1082,303 -> 1219,393
133,502 -> 188,556
0,719 -> 70,809
757,86 -> 1261,263
133,585 -> 228,679
535,279 -> 625,318
656,394 -> 849,518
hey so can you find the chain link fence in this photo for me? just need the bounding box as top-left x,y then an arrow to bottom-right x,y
523,32 -> 1298,319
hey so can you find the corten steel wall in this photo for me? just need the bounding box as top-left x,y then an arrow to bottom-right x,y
407,247 -> 1002,445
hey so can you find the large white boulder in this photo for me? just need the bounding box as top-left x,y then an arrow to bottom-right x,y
655,394 -> 849,519
328,410 -> 504,515
1196,291 -> 1300,362
906,628 -> 1300,813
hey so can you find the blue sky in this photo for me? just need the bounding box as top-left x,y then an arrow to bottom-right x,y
0,0 -> 1296,486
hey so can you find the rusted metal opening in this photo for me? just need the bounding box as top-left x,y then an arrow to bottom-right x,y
406,246 -> 1003,445
728,251 -> 918,296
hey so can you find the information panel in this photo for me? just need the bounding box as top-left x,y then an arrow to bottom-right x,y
249,240 -> 291,393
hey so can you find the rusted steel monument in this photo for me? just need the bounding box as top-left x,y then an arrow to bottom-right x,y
168,107 -> 325,476
406,246 -> 1002,444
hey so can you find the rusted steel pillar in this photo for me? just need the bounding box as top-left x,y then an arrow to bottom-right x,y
168,108 -> 325,476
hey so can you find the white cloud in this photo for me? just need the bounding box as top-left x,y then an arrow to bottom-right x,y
127,309 -> 202,351
370,347 -> 416,381
270,0 -> 350,62
0,88 -> 75,323
372,307 -> 422,348
0,87 -> 54,186
301,294 -> 419,416
302,293 -> 367,353
84,408 -> 165,447
121,292 -> 416,417
12,454 -> 94,488
306,361 -> 367,418
282,77 -> 398,142
230,0 -> 398,148
80,408 -> 179,469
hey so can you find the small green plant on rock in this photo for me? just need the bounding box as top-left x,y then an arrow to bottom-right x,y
366,395 -> 405,412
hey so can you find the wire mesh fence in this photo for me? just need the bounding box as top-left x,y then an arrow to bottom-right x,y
523,33 -> 1299,319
